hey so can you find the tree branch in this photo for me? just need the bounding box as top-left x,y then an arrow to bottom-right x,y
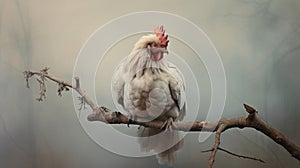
202,146 -> 265,163
23,68 -> 300,168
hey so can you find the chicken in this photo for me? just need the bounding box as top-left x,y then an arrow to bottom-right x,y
112,26 -> 186,165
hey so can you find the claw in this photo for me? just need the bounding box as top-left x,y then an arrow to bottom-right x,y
127,118 -> 133,127
127,114 -> 135,127
160,117 -> 175,131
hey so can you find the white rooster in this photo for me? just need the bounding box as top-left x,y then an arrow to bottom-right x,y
112,26 -> 186,165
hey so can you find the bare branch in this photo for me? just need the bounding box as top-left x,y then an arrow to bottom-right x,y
217,147 -> 265,163
23,69 -> 300,168
77,96 -> 87,111
23,70 -> 33,88
202,147 -> 265,163
208,123 -> 226,168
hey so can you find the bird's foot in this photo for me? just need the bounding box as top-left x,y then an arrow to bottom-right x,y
127,114 -> 136,127
160,117 -> 176,132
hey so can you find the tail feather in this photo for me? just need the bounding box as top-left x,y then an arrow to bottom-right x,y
137,127 -> 183,165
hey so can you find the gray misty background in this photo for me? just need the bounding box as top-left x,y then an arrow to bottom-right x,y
1,0 -> 300,168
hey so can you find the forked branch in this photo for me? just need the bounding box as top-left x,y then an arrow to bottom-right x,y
23,68 -> 300,168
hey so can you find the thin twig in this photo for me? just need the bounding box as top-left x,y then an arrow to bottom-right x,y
202,147 -> 265,163
218,147 -> 265,163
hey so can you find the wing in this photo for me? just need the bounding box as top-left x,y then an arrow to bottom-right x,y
111,63 -> 126,108
168,63 -> 186,121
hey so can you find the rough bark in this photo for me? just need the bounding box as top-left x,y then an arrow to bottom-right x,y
23,68 -> 300,168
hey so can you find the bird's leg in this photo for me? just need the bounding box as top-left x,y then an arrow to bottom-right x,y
127,114 -> 136,127
160,117 -> 176,131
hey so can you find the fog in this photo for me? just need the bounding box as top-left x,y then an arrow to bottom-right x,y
1,0 -> 300,167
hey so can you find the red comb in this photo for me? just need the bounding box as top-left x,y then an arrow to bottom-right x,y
154,25 -> 169,47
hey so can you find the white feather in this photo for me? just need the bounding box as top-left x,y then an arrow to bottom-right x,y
111,34 -> 186,165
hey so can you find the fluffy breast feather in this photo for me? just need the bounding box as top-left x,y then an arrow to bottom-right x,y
112,49 -> 186,122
